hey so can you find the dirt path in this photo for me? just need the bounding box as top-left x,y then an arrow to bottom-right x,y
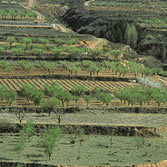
21,0 -> 45,22
86,38 -> 109,49
136,160 -> 167,167
56,23 -> 73,33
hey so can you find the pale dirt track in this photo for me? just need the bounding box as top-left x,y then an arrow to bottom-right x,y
136,160 -> 167,167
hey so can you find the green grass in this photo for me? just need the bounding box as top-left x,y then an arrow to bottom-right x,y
0,134 -> 166,166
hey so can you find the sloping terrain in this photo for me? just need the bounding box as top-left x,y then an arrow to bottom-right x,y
0,0 -> 167,166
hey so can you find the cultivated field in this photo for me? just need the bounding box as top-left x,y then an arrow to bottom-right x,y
0,0 -> 167,166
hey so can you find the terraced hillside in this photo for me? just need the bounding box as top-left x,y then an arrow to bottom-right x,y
0,0 -> 167,166
62,0 -> 167,61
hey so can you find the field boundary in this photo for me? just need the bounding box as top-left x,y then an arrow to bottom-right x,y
0,122 -> 163,136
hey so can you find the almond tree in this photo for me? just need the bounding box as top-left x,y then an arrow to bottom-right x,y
39,61 -> 56,74
87,62 -> 98,77
84,95 -> 92,108
13,110 -> 25,124
15,44 -> 26,51
110,50 -> 123,60
43,127 -> 63,161
15,129 -> 26,159
0,9 -> 7,19
0,47 -> 5,54
89,49 -> 103,60
26,10 -> 36,19
21,84 -> 43,105
0,43 -> 9,51
7,36 -> 16,46
51,47 -> 63,58
66,38 -> 79,45
11,48 -> 24,57
22,120 -> 35,140
0,85 -> 17,105
5,89 -> 17,105
18,60 -> 33,73
32,48 -> 44,58
32,90 -> 44,106
9,9 -> 17,19
74,126 -> 85,146
17,9 -> 26,19
22,37 -> 32,50
40,97 -> 60,116
99,92 -> 112,107
38,38 -> 49,46
54,38 -> 66,46
56,89 -> 73,107
71,85 -> 85,97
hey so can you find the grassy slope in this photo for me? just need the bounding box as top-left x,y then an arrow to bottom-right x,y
0,134 -> 166,166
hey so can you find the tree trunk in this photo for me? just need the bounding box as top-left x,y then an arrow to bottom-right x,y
87,102 -> 89,108
62,101 -> 65,107
57,115 -> 61,124
162,44 -> 166,60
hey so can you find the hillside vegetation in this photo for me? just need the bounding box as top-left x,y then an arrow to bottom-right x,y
0,0 -> 167,166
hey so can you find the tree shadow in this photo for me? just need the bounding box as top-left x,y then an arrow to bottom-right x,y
25,154 -> 43,159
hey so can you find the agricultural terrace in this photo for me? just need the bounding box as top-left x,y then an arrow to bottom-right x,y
0,134 -> 166,166
0,6 -> 37,20
0,60 -> 167,79
0,0 -> 167,166
87,0 -> 167,30
0,36 -> 127,60
0,0 -> 24,4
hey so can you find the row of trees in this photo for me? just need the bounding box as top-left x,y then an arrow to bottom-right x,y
0,36 -> 124,60
0,83 -> 166,109
0,9 -> 36,19
0,43 -> 103,60
0,83 -> 113,111
41,83 -> 113,115
0,59 -> 165,78
0,85 -> 17,105
5,36 -> 80,46
115,86 -> 167,107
